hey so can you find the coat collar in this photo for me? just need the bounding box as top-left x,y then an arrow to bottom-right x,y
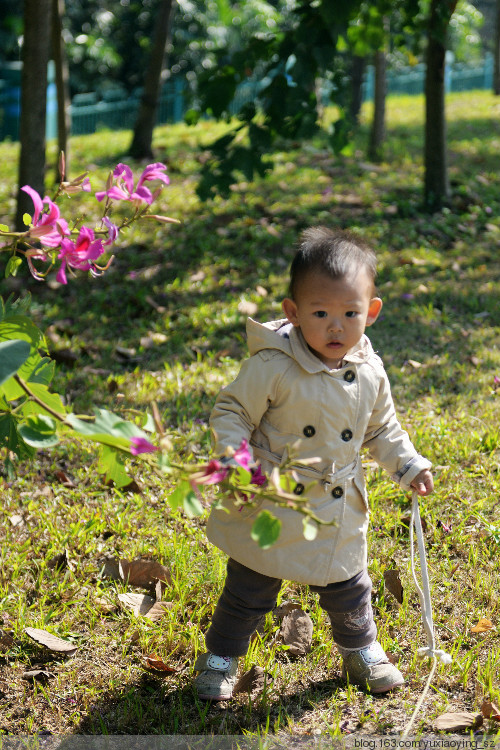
246,317 -> 375,374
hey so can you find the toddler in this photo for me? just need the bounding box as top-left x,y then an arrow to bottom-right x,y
194,227 -> 433,700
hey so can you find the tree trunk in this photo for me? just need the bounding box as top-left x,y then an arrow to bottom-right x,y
494,0 -> 500,95
128,0 -> 175,159
348,54 -> 366,125
15,0 -> 52,230
368,48 -> 386,162
423,0 -> 458,212
52,0 -> 71,181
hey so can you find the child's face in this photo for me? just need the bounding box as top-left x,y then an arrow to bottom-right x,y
282,266 -> 382,369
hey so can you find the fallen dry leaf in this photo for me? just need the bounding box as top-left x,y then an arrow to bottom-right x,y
481,699 -> 500,720
9,514 -> 24,527
22,669 -> 56,683
119,559 -> 171,590
25,627 -> 78,656
273,600 -> 302,619
144,601 -> 174,622
384,568 -> 404,604
279,607 -> 313,656
471,618 -> 494,633
100,557 -> 171,591
0,630 -> 15,649
47,550 -> 70,571
433,712 -> 483,732
142,655 -> 179,674
118,593 -> 156,617
94,595 -> 117,614
233,665 -> 270,695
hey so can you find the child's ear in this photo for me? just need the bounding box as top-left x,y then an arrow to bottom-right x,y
366,297 -> 383,326
282,298 -> 299,326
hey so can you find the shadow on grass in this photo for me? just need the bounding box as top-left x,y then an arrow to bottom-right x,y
72,671 -> 351,736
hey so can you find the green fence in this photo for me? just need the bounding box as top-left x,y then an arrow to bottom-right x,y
0,55 -> 496,142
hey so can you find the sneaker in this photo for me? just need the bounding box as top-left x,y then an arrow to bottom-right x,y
193,653 -> 239,701
341,641 -> 404,694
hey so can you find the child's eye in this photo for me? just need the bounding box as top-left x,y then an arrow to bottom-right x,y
346,311 -> 359,318
313,311 -> 327,318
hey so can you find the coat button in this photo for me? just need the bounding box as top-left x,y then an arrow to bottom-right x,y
341,428 -> 353,442
303,425 -> 316,438
331,486 -> 343,498
294,483 -> 305,495
344,370 -> 355,382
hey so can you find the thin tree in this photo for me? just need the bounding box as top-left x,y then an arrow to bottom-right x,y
423,0 -> 458,211
128,0 -> 176,159
368,47 -> 387,161
15,0 -> 52,230
494,0 -> 500,95
52,0 -> 71,181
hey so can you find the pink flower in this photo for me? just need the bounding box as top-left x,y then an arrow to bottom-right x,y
22,185 -> 69,248
250,465 -> 267,487
56,226 -> 104,284
130,437 -> 159,455
233,439 -> 252,470
102,216 -> 119,246
95,162 -> 169,206
192,459 -> 229,485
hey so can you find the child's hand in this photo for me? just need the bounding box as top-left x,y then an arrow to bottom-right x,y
410,469 -> 434,496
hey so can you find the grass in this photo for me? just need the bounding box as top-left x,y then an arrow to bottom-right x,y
1,90 -> 500,739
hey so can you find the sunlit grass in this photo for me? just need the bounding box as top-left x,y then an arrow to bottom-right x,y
0,90 -> 500,738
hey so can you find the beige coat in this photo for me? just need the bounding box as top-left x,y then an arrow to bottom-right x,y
207,318 -> 431,586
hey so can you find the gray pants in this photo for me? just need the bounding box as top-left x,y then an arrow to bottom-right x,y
205,558 -> 377,656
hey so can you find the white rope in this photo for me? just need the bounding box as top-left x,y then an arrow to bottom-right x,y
401,491 -> 452,738
409,490 -> 452,665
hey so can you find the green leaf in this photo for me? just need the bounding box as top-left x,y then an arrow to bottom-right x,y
19,415 -> 59,448
0,412 -> 35,460
0,339 -> 30,386
18,383 -> 66,419
168,481 -> 191,510
5,256 -> 23,279
23,213 -> 31,226
183,489 -> 204,518
0,223 -> 9,232
97,444 -> 130,488
251,510 -> 282,549
66,408 -> 146,450
302,517 -> 318,541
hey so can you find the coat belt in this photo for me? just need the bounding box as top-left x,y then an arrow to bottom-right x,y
252,445 -> 359,489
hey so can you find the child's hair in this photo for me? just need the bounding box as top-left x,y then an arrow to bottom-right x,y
289,226 -> 377,300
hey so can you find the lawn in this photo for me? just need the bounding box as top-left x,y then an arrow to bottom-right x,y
0,91 -> 500,740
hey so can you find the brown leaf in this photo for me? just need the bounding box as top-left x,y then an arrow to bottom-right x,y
100,556 -> 121,580
144,602 -> 174,622
54,469 -> 75,487
118,593 -> 155,616
22,669 -> 56,683
433,712 -> 483,732
0,630 -> 15,649
481,699 -> 500,720
119,559 -> 171,589
384,569 -> 404,604
25,628 -> 78,656
279,608 -> 313,655
94,596 -> 117,614
233,665 -> 270,695
471,618 -> 494,633
9,514 -> 24,527
273,600 -> 302,619
142,655 -> 179,674
47,550 -> 69,571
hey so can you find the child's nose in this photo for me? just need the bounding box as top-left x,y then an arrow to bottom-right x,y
328,318 -> 342,332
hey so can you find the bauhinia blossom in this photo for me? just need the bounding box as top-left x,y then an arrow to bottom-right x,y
56,226 -> 105,285
130,437 -> 160,455
232,439 -> 253,470
22,185 -> 69,247
102,216 -> 119,246
192,459 -> 230,485
95,162 -> 169,206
